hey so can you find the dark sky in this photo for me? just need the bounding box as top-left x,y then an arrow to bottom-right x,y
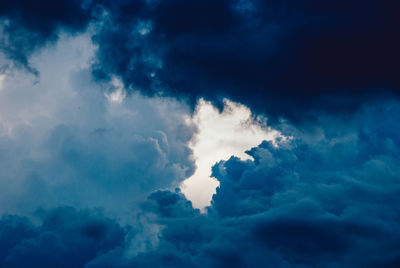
2,0 -> 399,120
0,1 -> 399,267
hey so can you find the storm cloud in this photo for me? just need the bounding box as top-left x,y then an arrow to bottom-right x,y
0,1 -> 399,267
0,0 -> 94,73
1,0 -> 399,121
0,206 -> 126,268
83,101 -> 400,268
90,0 -> 400,121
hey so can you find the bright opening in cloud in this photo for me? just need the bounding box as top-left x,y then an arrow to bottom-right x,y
181,99 -> 281,210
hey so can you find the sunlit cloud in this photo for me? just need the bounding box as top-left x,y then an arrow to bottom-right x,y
181,98 -> 281,209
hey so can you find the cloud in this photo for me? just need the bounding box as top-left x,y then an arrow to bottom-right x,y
1,49 -> 399,265
0,0 -> 94,73
182,98 -> 280,209
85,100 -> 400,267
0,33 -> 195,219
1,0 -> 398,121
90,0 -> 400,121
0,206 -> 126,268
1,2 -> 400,267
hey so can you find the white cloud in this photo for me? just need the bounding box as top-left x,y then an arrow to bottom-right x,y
181,99 -> 281,210
0,32 -> 195,222
0,29 -> 283,220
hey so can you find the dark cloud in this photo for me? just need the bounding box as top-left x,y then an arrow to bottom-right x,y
0,215 -> 37,265
0,207 -> 125,268
1,1 -> 400,267
91,0 -> 400,121
1,99 -> 400,267
1,0 -> 398,119
87,101 -> 400,267
0,0 -> 93,73
143,189 -> 201,218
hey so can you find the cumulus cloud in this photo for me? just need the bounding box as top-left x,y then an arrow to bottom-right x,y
84,100 -> 400,268
182,98 -> 280,209
1,1 -> 399,267
1,42 -> 399,265
0,32 -> 195,219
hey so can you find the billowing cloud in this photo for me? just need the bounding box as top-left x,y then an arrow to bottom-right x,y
0,33 -> 195,219
0,206 -> 126,268
182,99 -> 280,209
1,1 -> 399,267
84,101 -> 400,268
1,0 -> 398,121
1,51 -> 399,266
90,0 -> 400,121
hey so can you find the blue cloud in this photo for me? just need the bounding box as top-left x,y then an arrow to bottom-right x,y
0,34 -> 195,219
1,1 -> 400,267
90,0 -> 400,121
84,101 -> 400,268
1,0 -> 398,120
1,100 -> 399,267
0,0 -> 94,73
0,207 -> 125,268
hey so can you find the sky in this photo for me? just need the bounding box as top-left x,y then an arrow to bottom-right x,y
0,1 -> 399,267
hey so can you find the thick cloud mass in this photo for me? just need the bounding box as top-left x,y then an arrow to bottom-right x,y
0,0 -> 93,73
80,101 -> 400,268
1,0 -> 398,120
0,34 -> 195,218
90,0 -> 400,120
0,207 -> 126,268
1,1 -> 400,267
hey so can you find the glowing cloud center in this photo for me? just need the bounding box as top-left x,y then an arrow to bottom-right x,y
182,99 -> 280,210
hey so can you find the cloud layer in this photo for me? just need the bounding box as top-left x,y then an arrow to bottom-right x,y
3,94 -> 398,267
86,101 -> 400,267
91,0 -> 399,121
0,1 -> 399,267
1,0 -> 399,121
0,207 -> 126,267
